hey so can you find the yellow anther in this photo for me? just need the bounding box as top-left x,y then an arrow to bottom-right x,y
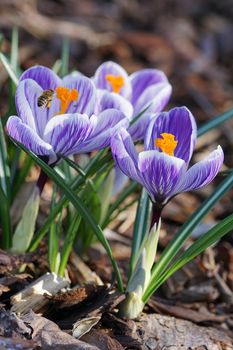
105,74 -> 124,93
55,87 -> 79,114
155,133 -> 178,156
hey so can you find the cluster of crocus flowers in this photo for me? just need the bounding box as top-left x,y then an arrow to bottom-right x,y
111,106 -> 224,206
93,61 -> 172,140
7,66 -> 129,165
7,64 -> 224,204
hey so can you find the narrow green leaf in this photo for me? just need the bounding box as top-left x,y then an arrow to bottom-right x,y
10,26 -> 19,72
61,37 -> 70,77
0,119 -> 11,200
143,213 -> 233,302
52,59 -> 62,74
0,185 -> 12,249
11,155 -> 33,199
13,140 -> 124,291
130,104 -> 151,126
48,185 -> 60,273
143,171 -> 233,302
29,150 -> 107,251
11,186 -> 40,253
197,108 -> 233,137
129,189 -> 151,279
58,212 -> 81,276
0,53 -> 18,86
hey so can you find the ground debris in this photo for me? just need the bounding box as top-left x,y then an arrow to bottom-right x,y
81,329 -> 124,350
103,313 -> 233,350
21,311 -> 99,350
0,250 -> 39,275
50,286 -> 125,329
148,299 -> 227,324
11,272 -> 70,315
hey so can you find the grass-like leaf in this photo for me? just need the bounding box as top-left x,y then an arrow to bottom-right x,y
13,140 -> 124,291
128,188 -> 152,279
197,108 -> 233,137
0,185 -> 12,249
0,53 -> 19,86
143,213 -> 233,302
142,171 -> 233,302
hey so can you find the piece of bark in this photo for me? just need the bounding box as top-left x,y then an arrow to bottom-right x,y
104,313 -> 233,349
148,299 -> 227,324
68,251 -> 103,286
81,329 -> 124,350
11,272 -> 69,315
21,310 -> 99,350
0,308 -> 31,339
0,336 -> 36,349
55,288 -> 125,329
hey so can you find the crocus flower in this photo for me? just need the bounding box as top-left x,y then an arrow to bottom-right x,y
7,66 -> 129,164
93,61 -> 172,140
111,106 -> 224,205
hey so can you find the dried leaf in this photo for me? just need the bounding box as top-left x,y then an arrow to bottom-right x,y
72,316 -> 101,339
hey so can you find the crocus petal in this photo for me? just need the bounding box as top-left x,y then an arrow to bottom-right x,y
175,146 -> 224,194
112,166 -> 129,196
130,69 -> 170,106
95,89 -> 133,119
16,79 -> 60,137
133,82 -> 172,116
111,128 -> 141,183
7,116 -> 56,163
138,150 -> 186,203
43,113 -> 93,156
128,112 -> 155,141
93,61 -> 132,98
19,65 -> 61,90
79,109 -> 129,153
62,73 -> 96,115
145,107 -> 197,164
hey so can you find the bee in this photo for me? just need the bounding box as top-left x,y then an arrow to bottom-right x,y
37,89 -> 54,108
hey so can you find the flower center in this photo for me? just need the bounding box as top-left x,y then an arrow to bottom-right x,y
155,133 -> 178,156
105,74 -> 124,93
55,87 -> 79,114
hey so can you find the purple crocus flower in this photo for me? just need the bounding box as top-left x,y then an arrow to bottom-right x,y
7,65 -> 129,164
93,61 -> 172,140
111,106 -> 224,205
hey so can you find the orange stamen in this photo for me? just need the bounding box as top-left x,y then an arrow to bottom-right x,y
55,87 -> 79,114
105,74 -> 124,93
155,133 -> 178,156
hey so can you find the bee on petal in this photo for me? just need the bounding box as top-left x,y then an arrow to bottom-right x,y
37,89 -> 54,108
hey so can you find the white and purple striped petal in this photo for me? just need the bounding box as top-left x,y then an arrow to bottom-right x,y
133,82 -> 172,117
130,69 -> 169,104
79,109 -> 129,153
175,146 -> 224,194
95,89 -> 133,120
43,113 -> 93,156
111,128 -> 141,183
62,73 -> 96,115
128,112 -> 155,141
93,61 -> 132,98
145,107 -> 197,164
20,65 -> 61,90
138,150 -> 186,203
7,116 -> 57,164
16,79 -> 60,137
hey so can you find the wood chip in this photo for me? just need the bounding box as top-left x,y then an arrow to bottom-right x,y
11,272 -> 69,315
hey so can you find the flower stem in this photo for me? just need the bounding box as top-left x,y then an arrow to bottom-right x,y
150,202 -> 163,229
